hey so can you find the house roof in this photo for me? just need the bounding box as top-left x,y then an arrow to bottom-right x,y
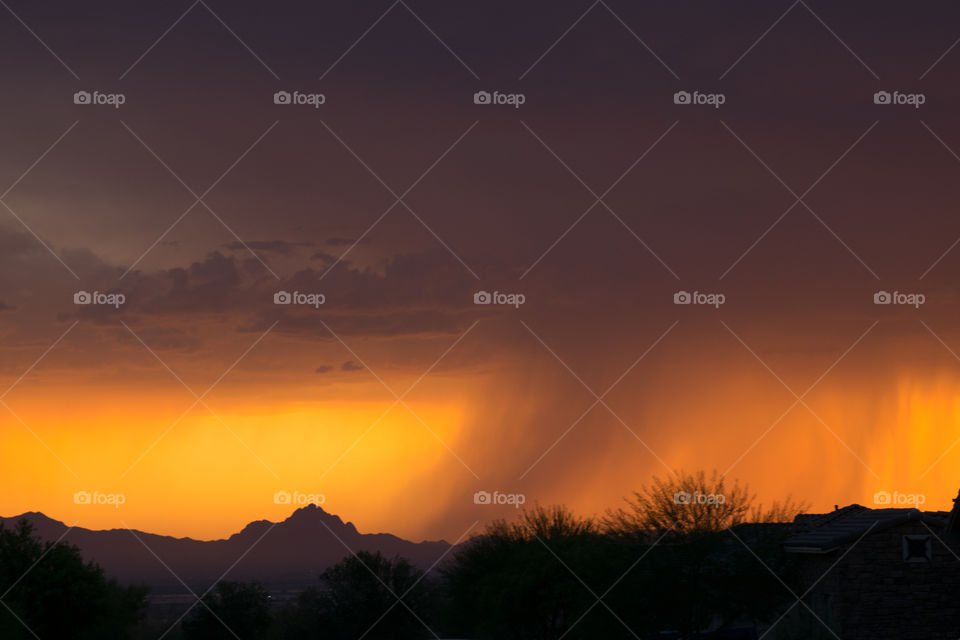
783,505 -> 950,554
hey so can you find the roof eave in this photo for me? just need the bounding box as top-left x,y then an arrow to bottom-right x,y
783,545 -> 837,554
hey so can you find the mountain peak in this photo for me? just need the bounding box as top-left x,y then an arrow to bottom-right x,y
285,504 -> 359,535
289,503 -> 324,517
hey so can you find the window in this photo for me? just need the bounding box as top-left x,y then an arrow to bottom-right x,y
902,535 -> 932,562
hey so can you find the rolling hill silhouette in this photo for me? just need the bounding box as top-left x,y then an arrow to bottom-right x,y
0,505 -> 454,590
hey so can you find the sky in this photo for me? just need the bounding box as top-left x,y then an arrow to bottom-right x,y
4,0 -> 960,542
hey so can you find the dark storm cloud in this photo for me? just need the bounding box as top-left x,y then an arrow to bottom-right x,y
0,225 -> 37,256
130,246 -> 473,313
114,326 -> 202,352
53,246 -> 489,341
6,0 -> 960,304
222,240 -> 314,255
4,2 -> 960,367
129,252 -> 245,315
310,251 -> 337,263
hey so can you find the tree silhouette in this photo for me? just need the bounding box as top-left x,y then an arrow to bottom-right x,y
603,469 -> 807,539
287,551 -> 434,640
602,470 -> 806,637
444,504 -> 630,640
0,519 -> 145,640
181,580 -> 272,639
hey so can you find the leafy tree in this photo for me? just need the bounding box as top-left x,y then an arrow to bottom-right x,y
290,551 -> 434,640
181,581 -> 272,640
444,505 -> 631,640
0,519 -> 146,640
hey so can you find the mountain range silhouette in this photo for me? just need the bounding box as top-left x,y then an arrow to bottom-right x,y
0,505 -> 453,590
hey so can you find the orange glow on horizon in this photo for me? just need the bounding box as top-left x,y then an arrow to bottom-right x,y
5,365 -> 960,542
0,393 -> 468,541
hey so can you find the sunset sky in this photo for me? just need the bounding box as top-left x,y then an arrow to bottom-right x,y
4,1 -> 960,542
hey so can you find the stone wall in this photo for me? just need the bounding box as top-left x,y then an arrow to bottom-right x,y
793,521 -> 960,640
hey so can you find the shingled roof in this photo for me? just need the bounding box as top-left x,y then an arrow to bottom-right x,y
783,505 -> 950,554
